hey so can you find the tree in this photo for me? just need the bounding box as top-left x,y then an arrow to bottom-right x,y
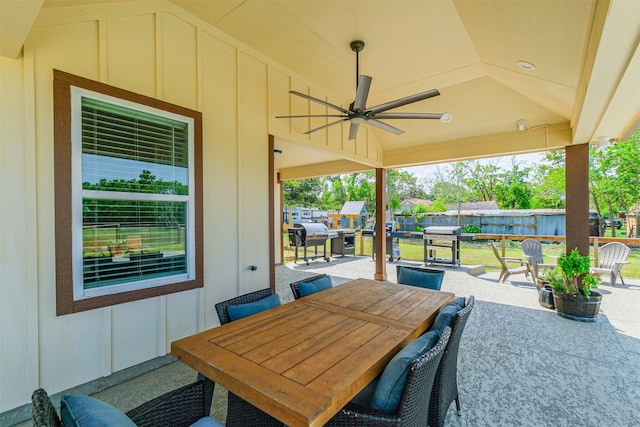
282,178 -> 325,207
530,150 -> 565,209
496,157 -> 532,209
459,160 -> 502,202
590,130 -> 640,237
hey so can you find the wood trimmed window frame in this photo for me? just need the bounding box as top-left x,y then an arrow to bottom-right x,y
53,69 -> 203,315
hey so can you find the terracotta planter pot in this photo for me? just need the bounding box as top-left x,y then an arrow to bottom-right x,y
552,289 -> 602,322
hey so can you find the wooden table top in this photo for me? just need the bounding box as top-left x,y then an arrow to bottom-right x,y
171,278 -> 454,427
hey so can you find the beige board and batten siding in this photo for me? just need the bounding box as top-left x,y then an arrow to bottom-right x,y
0,0 -> 381,414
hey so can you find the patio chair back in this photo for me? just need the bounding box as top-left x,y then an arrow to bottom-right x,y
213,288 -> 283,427
521,239 -> 544,264
593,242 -> 630,285
521,239 -> 556,282
396,265 -> 445,291
598,242 -> 630,269
215,288 -> 274,325
428,296 -> 475,427
32,389 -> 62,427
33,378 -> 216,427
326,327 -> 451,427
290,274 -> 332,299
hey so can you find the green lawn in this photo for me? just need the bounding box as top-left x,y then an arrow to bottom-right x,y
283,234 -> 639,279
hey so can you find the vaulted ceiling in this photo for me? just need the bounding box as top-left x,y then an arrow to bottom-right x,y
169,0 -> 639,172
5,0 -> 640,174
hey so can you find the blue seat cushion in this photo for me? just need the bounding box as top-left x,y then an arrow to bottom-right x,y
298,275 -> 332,297
189,417 -> 224,427
370,330 -> 441,413
397,267 -> 444,291
60,394 -> 136,427
429,297 -> 466,334
227,293 -> 281,321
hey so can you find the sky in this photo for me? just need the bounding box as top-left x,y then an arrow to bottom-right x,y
401,152 -> 545,182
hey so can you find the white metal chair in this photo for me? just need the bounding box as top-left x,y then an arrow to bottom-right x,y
592,242 -> 630,286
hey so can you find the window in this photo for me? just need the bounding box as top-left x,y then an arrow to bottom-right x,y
54,70 -> 203,315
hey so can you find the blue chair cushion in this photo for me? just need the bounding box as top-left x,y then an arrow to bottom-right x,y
370,330 -> 441,413
60,394 -> 136,427
189,417 -> 224,427
429,297 -> 466,334
397,267 -> 444,291
227,293 -> 281,321
298,275 -> 332,297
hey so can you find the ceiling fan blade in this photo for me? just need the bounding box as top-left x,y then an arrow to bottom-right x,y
348,122 -> 360,140
303,118 -> 348,135
366,119 -> 404,135
366,89 -> 440,115
371,112 -> 443,120
275,114 -> 347,118
289,91 -> 350,114
352,75 -> 372,112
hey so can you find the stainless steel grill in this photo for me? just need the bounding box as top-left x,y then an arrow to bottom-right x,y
423,226 -> 463,267
362,220 -> 405,262
288,223 -> 334,264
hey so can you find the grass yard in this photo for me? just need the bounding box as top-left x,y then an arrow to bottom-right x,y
283,233 -> 639,279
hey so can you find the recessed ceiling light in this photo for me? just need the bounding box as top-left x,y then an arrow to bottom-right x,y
517,60 -> 536,71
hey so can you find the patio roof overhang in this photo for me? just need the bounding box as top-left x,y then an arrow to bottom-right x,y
2,0 -> 638,179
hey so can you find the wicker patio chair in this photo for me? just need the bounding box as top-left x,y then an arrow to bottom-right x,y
428,296 -> 475,427
33,377 -> 217,427
325,327 -> 451,427
32,389 -> 61,427
289,273 -> 332,299
214,288 -> 283,427
214,288 -> 275,325
396,265 -> 445,291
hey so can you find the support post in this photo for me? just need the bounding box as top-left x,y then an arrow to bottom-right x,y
375,168 -> 387,281
565,143 -> 590,256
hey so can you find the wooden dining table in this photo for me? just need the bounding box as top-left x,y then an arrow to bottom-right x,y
171,278 -> 454,427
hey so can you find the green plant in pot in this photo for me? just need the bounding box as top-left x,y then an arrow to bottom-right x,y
540,248 -> 602,322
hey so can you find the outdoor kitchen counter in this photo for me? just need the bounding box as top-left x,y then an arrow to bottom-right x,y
171,278 -> 454,427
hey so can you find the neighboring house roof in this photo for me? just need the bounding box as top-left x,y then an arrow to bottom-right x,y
340,201 -> 368,215
400,198 -> 432,209
446,201 -> 499,211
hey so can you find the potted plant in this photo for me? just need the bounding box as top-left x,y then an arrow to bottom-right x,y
540,248 -> 602,322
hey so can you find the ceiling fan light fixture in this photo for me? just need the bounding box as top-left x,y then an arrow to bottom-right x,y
517,60 -> 536,71
350,116 -> 366,124
516,119 -> 527,131
440,113 -> 453,123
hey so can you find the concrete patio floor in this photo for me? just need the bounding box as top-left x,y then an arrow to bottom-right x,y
280,256 -> 640,426
15,256 -> 640,426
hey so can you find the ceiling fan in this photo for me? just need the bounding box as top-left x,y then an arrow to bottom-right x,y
276,40 -> 452,140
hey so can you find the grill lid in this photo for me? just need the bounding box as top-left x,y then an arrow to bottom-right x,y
292,222 -> 330,244
423,226 -> 462,235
